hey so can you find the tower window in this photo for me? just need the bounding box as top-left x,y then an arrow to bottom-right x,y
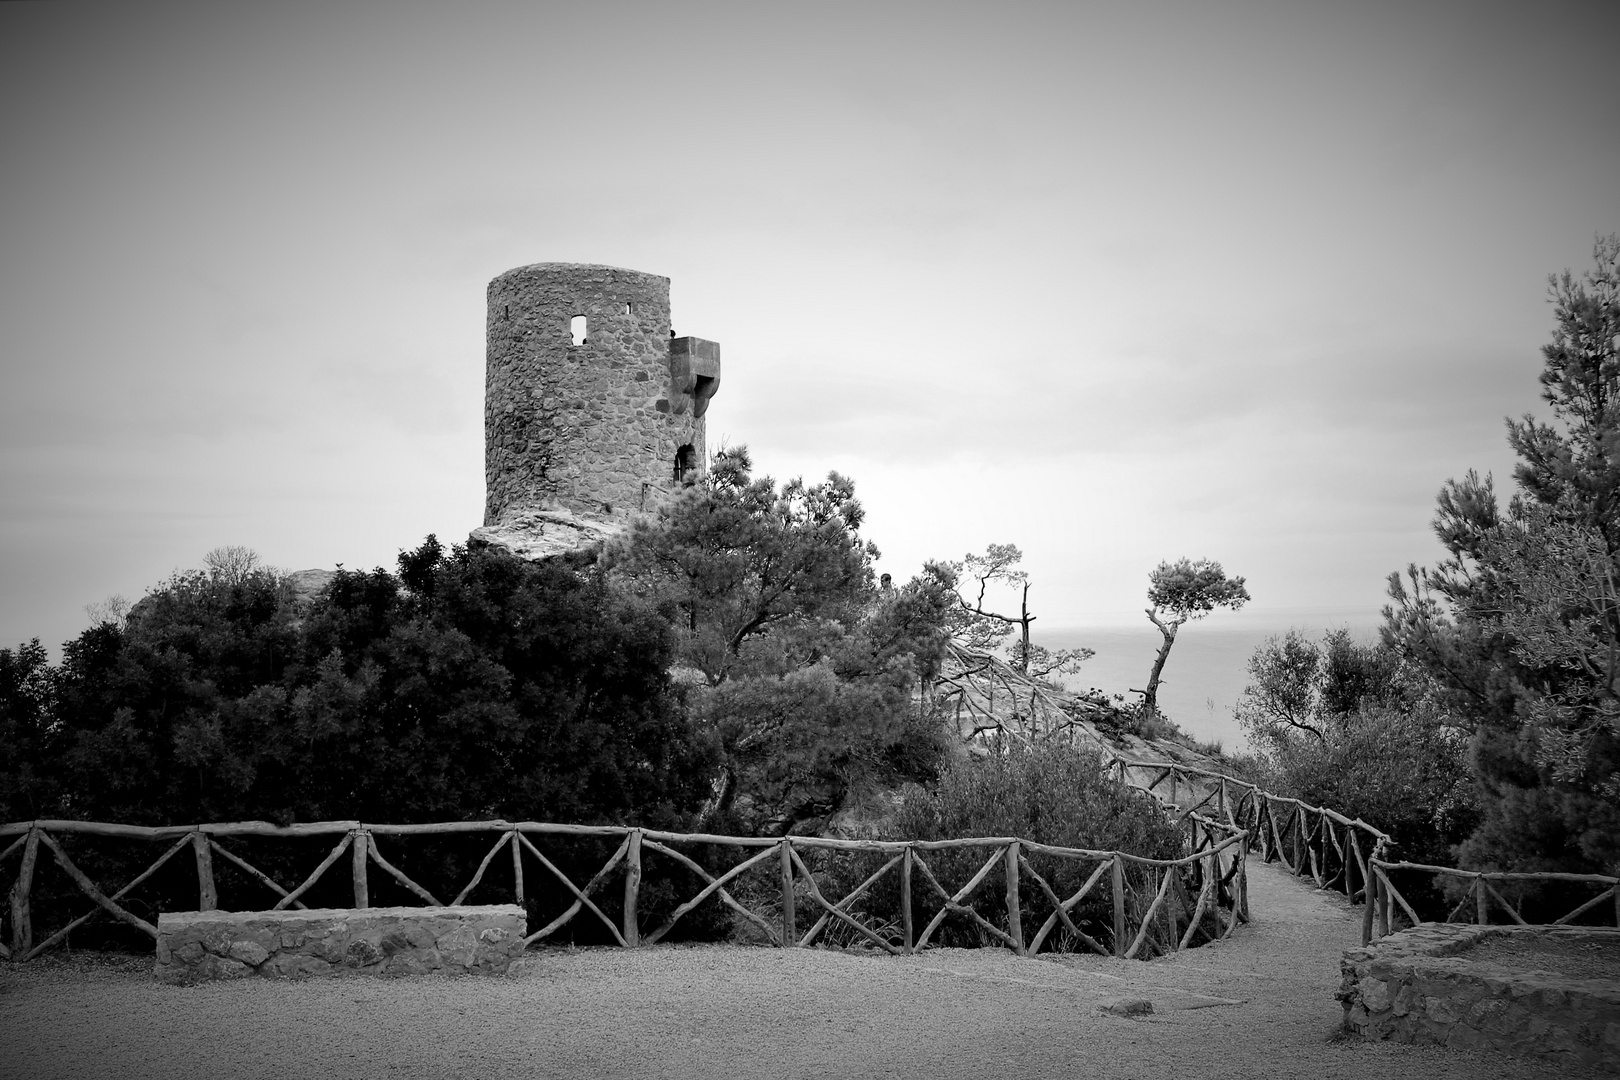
570,314 -> 587,346
674,444 -> 697,484
624,302 -> 634,315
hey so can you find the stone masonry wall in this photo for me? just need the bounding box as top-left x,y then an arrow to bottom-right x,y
1339,923 -> 1620,1072
484,263 -> 718,525
154,905 -> 526,983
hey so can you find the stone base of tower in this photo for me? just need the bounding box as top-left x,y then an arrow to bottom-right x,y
467,506 -> 624,562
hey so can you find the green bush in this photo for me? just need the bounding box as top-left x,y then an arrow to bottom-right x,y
1237,630 -> 1476,870
803,743 -> 1185,953
898,744 -> 1185,855
0,538 -> 725,950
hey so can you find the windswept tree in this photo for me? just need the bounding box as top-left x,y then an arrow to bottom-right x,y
952,543 -> 1091,680
1140,558 -> 1249,719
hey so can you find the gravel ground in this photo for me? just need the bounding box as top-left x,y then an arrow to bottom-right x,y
0,862 -> 1605,1080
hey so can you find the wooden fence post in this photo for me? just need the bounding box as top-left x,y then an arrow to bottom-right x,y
1474,875 -> 1488,926
511,830 -> 524,907
1206,851 -> 1219,940
1111,854 -> 1126,957
1307,815 -> 1324,886
1005,842 -> 1023,956
780,840 -> 796,947
901,846 -> 914,955
1291,810 -> 1304,876
1166,865 -> 1181,949
1239,841 -> 1250,922
1361,869 -> 1377,944
351,829 -> 369,909
623,829 -> 641,947
8,827 -> 40,956
1377,869 -> 1390,939
192,831 -> 217,911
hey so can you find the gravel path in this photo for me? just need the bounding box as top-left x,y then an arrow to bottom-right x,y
0,861 -> 1603,1079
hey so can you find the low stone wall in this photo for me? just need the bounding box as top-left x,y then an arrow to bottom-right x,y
155,905 -> 526,983
1339,923 -> 1620,1072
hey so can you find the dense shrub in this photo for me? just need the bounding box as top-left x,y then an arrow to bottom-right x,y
897,744 -> 1185,856
0,539 -> 725,949
1,538 -> 713,829
803,743 -> 1186,953
1238,630 -> 1477,871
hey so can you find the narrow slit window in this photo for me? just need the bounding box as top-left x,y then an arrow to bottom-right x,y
623,302 -> 634,315
570,314 -> 587,346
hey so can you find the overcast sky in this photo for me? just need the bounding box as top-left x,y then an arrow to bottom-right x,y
2,0 -> 1616,660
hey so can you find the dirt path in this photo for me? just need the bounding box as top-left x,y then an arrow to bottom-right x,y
0,861 -> 1600,1079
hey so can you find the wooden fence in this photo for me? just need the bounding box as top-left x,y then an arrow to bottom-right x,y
1363,859 -> 1620,939
0,814 -> 1248,964
1107,755 -> 1392,891
16,750 -> 1603,963
1102,752 -> 1620,943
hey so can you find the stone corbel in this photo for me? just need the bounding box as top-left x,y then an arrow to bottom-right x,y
669,337 -> 721,418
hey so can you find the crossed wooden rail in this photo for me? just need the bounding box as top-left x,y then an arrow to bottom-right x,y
1362,859 -> 1620,939
1107,755 -> 1391,889
1100,752 -> 1620,942
0,815 -> 1248,964
13,752 -> 1604,964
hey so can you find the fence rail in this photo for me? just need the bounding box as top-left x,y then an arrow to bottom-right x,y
0,814 -> 1248,964
12,748 -> 1605,964
1100,751 -> 1620,943
1364,858 -> 1620,939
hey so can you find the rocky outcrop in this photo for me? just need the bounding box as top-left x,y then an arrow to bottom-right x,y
284,568 -> 336,607
154,905 -> 527,983
467,506 -> 624,562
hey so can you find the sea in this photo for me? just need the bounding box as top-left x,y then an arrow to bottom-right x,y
1037,610 -> 1385,754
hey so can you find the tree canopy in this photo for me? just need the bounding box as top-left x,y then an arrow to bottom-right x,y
1140,558 -> 1249,719
606,447 -> 954,835
1386,235 -> 1620,875
951,543 -> 1091,681
0,540 -> 714,829
1236,630 -> 1475,867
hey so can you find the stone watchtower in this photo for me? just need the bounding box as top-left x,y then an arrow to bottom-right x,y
477,263 -> 720,557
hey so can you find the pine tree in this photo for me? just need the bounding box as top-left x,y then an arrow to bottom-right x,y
1387,235 -> 1620,875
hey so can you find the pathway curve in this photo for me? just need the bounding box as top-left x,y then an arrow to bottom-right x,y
0,860 -> 1600,1080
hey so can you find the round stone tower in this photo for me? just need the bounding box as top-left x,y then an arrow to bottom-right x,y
484,263 -> 721,529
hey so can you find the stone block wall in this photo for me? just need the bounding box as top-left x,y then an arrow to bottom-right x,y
1339,923 -> 1620,1072
154,905 -> 526,983
484,263 -> 720,526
